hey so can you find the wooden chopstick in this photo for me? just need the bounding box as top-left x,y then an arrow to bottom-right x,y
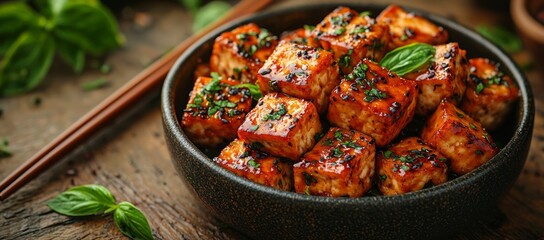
0,0 -> 273,200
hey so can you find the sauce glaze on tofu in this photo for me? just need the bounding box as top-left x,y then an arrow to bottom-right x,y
376,137 -> 448,195
182,76 -> 253,148
461,58 -> 519,130
309,6 -> 390,74
210,23 -> 278,83
293,127 -> 375,197
377,4 -> 448,50
237,93 -> 322,161
327,59 -> 418,147
421,101 -> 499,175
214,139 -> 293,191
404,42 -> 469,116
256,41 -> 340,113
179,4 -> 519,197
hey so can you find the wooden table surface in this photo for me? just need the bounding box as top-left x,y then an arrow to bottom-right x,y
1,0 -> 543,239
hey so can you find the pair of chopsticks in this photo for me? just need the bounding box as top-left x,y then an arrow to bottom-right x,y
0,0 -> 273,200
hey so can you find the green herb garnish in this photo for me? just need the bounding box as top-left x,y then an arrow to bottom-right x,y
339,49 -> 353,68
379,43 -> 436,76
262,103 -> 287,121
364,88 -> 387,102
247,159 -> 260,168
302,172 -> 317,186
334,130 -> 344,141
333,27 -> 346,35
332,147 -> 343,158
384,150 -> 393,158
48,184 -> 153,240
233,83 -> 262,101
475,82 -> 485,94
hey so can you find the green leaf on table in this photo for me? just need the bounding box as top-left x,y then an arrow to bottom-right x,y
48,184 -> 118,216
476,25 -> 523,53
192,1 -> 231,32
114,201 -> 154,240
0,31 -> 55,96
179,0 -> 201,12
81,77 -> 109,91
0,137 -> 11,158
0,2 -> 40,55
56,38 -> 86,73
379,43 -> 436,76
52,1 -> 124,56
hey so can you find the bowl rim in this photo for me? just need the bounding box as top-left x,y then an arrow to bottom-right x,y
162,2 -> 534,205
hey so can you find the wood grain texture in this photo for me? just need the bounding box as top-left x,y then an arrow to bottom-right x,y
1,0 -> 543,239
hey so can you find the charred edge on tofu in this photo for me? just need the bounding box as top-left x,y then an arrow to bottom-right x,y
185,73 -> 251,119
345,63 -> 387,102
236,28 -> 277,59
384,147 -> 445,173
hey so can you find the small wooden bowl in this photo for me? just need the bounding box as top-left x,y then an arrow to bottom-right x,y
162,3 -> 534,239
511,0 -> 544,66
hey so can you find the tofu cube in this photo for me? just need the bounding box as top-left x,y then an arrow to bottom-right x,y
376,137 -> 448,196
280,27 -> 313,45
404,42 -> 469,116
210,23 -> 278,83
327,59 -> 418,147
213,139 -> 293,191
238,93 -> 322,160
308,6 -> 390,74
181,76 -> 253,148
377,4 -> 448,50
293,127 -> 375,197
421,101 -> 499,175
461,58 -> 519,130
256,41 -> 340,113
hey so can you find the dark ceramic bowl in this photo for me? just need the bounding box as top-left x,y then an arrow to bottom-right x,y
162,3 -> 534,239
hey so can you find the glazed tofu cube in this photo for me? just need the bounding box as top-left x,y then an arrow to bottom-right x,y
210,23 -> 278,83
421,101 -> 499,175
376,137 -> 448,196
256,41 -> 340,113
308,6 -> 390,74
404,42 -> 469,116
461,58 -> 519,130
377,4 -> 448,50
280,26 -> 313,45
293,127 -> 375,197
181,75 -> 253,148
213,139 -> 293,190
327,59 -> 418,147
238,93 -> 322,160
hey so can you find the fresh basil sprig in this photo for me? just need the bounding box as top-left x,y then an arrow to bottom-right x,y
0,0 -> 123,96
379,43 -> 436,76
48,184 -> 153,240
178,0 -> 230,32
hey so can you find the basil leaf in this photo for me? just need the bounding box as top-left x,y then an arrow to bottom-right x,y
192,1 -> 230,32
0,2 -> 40,35
0,2 -> 40,55
379,43 -> 436,76
81,77 -> 109,91
233,83 -> 262,100
47,184 -> 117,217
114,201 -> 154,240
55,38 -> 85,73
0,31 -> 55,96
476,25 -> 523,53
52,1 -> 124,56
